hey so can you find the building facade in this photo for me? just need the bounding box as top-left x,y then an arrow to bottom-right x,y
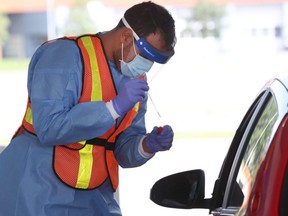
1,0 -> 288,58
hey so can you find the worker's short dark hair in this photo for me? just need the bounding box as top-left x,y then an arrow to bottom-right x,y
116,1 -> 176,51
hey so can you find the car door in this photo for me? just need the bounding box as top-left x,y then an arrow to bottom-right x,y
212,79 -> 288,215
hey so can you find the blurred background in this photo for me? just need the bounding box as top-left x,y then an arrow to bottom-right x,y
1,0 -> 288,215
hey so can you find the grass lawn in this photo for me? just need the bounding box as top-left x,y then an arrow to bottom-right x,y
0,131 -> 234,147
0,58 -> 29,72
0,58 -> 236,145
175,131 -> 234,139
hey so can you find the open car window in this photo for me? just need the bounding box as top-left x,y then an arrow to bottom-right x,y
224,91 -> 279,214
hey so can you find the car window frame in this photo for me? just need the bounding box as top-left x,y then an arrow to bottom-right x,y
222,89 -> 274,207
209,89 -> 266,212
220,78 -> 288,215
209,90 -> 267,214
280,166 -> 288,216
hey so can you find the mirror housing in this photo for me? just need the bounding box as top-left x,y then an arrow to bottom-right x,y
150,169 -> 210,209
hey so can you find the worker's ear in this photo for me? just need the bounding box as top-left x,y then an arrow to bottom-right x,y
120,27 -> 133,45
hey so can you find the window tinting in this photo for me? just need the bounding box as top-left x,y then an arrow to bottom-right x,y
230,94 -> 278,213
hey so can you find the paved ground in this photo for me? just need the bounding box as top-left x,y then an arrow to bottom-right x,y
119,137 -> 231,216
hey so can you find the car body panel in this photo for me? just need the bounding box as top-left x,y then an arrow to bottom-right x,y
245,114 -> 288,215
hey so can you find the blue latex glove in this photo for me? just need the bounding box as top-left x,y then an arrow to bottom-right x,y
145,125 -> 174,153
113,78 -> 149,116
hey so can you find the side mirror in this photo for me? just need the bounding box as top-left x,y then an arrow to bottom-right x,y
150,169 -> 210,209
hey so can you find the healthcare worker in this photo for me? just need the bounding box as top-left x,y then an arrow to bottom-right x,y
0,1 -> 176,216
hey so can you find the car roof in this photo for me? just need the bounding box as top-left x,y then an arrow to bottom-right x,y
276,72 -> 288,90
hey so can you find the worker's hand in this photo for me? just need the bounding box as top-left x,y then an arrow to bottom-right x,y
112,78 -> 149,116
145,125 -> 174,153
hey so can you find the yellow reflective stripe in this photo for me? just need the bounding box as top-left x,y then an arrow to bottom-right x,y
134,102 -> 140,111
78,140 -> 86,145
24,107 -> 33,124
81,37 -> 102,101
76,144 -> 93,189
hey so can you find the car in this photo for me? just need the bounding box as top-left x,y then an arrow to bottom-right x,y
150,72 -> 288,216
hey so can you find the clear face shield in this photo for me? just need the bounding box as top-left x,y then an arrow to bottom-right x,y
121,17 -> 175,82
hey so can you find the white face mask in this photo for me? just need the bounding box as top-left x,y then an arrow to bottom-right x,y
120,41 -> 154,78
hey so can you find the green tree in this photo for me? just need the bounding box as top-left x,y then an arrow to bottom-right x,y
0,11 -> 10,59
185,0 -> 225,38
58,0 -> 96,36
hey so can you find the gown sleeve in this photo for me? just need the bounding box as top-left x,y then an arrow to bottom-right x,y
28,39 -> 115,146
104,62 -> 154,168
114,93 -> 154,168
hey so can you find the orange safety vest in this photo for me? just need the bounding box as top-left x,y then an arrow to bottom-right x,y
14,34 -> 141,191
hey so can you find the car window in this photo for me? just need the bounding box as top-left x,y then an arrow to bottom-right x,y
228,93 -> 278,213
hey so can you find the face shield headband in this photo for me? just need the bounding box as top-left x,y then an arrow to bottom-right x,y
121,17 -> 174,64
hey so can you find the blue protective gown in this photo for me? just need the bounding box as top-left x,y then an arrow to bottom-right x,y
0,37 -> 153,216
